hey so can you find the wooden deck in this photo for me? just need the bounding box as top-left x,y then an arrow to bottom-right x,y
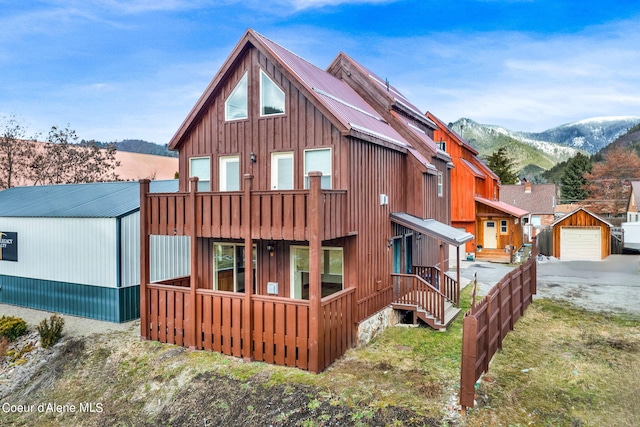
142,184 -> 349,241
475,248 -> 512,263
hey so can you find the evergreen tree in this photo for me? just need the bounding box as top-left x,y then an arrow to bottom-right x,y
559,152 -> 592,203
485,147 -> 518,184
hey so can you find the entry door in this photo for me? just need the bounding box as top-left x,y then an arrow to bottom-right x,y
404,235 -> 413,274
484,221 -> 498,249
392,237 -> 402,274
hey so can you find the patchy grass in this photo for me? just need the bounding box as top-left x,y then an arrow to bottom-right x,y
2,287 -> 639,426
465,299 -> 640,427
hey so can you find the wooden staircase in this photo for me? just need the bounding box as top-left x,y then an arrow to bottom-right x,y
392,300 -> 461,330
391,269 -> 461,331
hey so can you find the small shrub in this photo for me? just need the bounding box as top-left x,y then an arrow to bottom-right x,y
0,315 -> 27,341
37,314 -> 65,349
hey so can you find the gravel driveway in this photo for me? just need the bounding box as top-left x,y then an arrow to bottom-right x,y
0,304 -> 136,337
459,255 -> 640,315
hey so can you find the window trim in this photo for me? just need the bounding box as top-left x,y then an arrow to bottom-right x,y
437,171 -> 443,197
259,69 -> 286,117
500,219 -> 508,234
290,245 -> 343,300
224,72 -> 248,121
303,147 -> 332,189
219,155 -> 240,191
189,156 -> 211,192
271,151 -> 294,190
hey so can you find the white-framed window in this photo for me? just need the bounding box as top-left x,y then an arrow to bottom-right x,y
225,72 -> 248,121
219,156 -> 240,191
189,157 -> 210,191
304,148 -> 332,189
290,246 -> 343,300
271,151 -> 294,190
437,171 -> 443,197
260,70 -> 285,116
213,242 -> 256,293
500,220 -> 508,234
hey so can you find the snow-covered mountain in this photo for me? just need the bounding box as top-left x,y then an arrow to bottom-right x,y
450,118 -> 582,172
519,116 -> 640,154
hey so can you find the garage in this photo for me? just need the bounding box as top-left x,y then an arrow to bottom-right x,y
552,207 -> 611,261
559,227 -> 601,261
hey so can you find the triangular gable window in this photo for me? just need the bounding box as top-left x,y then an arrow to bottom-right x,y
260,70 -> 285,116
225,72 -> 248,121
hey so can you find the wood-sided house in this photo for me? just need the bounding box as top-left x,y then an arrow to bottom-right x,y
426,113 -> 528,262
140,29 -> 472,373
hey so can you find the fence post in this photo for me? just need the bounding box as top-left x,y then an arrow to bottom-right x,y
508,272 -> 514,331
484,294 -> 492,373
139,179 -> 150,340
531,236 -> 538,294
460,315 -> 479,412
188,177 -> 199,350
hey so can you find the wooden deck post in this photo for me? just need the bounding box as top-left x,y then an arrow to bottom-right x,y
243,174 -> 254,361
188,177 -> 199,350
456,245 -> 461,307
308,171 -> 324,373
139,179 -> 150,340
439,240 -> 445,290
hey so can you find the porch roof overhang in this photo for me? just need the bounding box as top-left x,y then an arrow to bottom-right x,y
475,197 -> 529,218
390,212 -> 474,247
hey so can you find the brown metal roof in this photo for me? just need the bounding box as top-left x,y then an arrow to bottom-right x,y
499,183 -> 557,215
390,212 -> 474,246
475,197 -> 529,217
461,158 -> 486,178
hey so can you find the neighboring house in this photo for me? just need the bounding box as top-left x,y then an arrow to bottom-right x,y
426,113 -> 526,262
551,207 -> 612,261
500,181 -> 556,242
140,29 -> 472,373
627,181 -> 640,222
622,181 -> 640,251
0,181 -> 188,322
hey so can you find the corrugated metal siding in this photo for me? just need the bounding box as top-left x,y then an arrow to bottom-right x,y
121,212 -> 191,286
0,217 -> 117,287
150,235 -> 191,282
0,275 -> 138,322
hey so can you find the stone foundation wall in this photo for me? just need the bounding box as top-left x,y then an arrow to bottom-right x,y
356,306 -> 400,346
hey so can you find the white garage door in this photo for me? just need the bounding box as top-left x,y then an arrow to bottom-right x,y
560,227 -> 601,261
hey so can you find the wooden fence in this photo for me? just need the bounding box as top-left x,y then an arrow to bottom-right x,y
459,255 -> 537,411
145,280 -> 356,372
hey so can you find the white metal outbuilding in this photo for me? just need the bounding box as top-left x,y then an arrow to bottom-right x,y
0,180 -> 189,322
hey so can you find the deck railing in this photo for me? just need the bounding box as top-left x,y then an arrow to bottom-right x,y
144,188 -> 347,241
414,265 -> 459,306
391,274 -> 446,325
143,281 -> 356,372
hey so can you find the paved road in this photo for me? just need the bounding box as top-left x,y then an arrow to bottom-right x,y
458,255 -> 640,315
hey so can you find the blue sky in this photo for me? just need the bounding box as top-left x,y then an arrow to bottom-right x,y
2,0 -> 640,144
